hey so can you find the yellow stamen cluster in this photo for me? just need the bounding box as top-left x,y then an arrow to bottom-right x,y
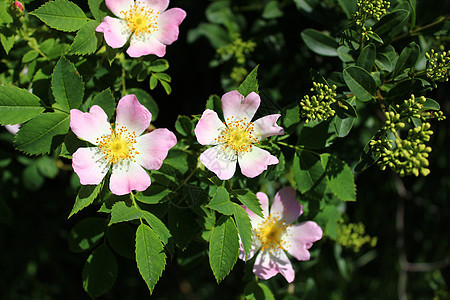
255,212 -> 292,253
122,1 -> 159,36
97,124 -> 139,164
215,117 -> 259,156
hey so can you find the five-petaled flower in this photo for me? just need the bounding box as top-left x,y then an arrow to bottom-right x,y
194,90 -> 284,180
239,187 -> 322,283
70,95 -> 177,196
96,0 -> 186,57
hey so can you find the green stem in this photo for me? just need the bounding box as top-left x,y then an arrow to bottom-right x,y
42,105 -> 70,114
391,16 -> 450,43
130,192 -> 144,224
276,141 -> 319,155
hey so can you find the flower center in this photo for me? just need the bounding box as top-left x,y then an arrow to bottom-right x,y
255,213 -> 291,253
215,117 -> 259,155
97,125 -> 139,164
122,1 -> 159,36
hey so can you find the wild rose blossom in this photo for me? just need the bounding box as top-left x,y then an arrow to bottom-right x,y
194,90 -> 284,180
96,0 -> 186,57
239,187 -> 323,282
70,95 -> 176,195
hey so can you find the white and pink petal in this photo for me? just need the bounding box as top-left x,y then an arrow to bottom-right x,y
115,95 -> 152,136
110,161 -> 151,195
285,221 -> 323,261
222,91 -> 260,124
72,147 -> 109,185
253,249 -> 295,283
153,8 -> 186,45
238,146 -> 278,178
96,16 -> 130,48
135,128 -> 177,170
105,0 -> 134,18
127,34 -> 166,57
252,114 -> 284,141
199,145 -> 237,180
270,187 -> 302,224
142,0 -> 169,13
194,109 -> 225,145
70,106 -> 111,145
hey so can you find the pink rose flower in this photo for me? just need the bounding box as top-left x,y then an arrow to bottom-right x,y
239,187 -> 323,283
96,0 -> 186,57
70,95 -> 177,195
194,90 -> 284,180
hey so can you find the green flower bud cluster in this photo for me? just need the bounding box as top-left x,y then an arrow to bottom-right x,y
299,82 -> 337,123
230,66 -> 248,84
425,49 -> 450,82
371,119 -> 433,177
370,94 -> 446,176
395,95 -> 446,122
336,221 -> 377,252
353,0 -> 390,27
361,26 -> 374,41
217,33 -> 256,65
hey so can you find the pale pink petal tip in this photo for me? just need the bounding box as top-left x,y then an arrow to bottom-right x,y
96,16 -> 129,49
135,128 -> 177,170
70,106 -> 110,145
238,147 -> 278,178
194,109 -> 224,145
110,162 -> 151,195
116,95 -> 152,136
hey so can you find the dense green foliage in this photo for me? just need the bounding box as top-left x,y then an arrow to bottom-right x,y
0,0 -> 449,299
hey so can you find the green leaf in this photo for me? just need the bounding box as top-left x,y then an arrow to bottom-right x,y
91,88 -> 116,119
135,185 -> 171,204
234,189 -> 263,218
69,184 -> 102,218
52,57 -> 84,111
209,216 -> 239,282
316,206 -> 341,239
337,0 -> 357,18
36,156 -> 58,178
140,211 -> 171,245
160,81 -> 172,95
0,86 -> 44,125
343,66 -> 377,102
149,59 -> 169,72
301,29 -> 339,57
238,65 -> 259,97
0,2 -> 13,24
208,186 -> 235,215
22,50 -> 40,63
88,0 -> 107,21
394,42 -> 420,76
82,244 -> 118,298
262,1 -> 283,19
135,224 -> 166,294
149,74 -> 158,89
174,115 -> 194,137
0,28 -> 14,54
373,9 -> 410,39
70,20 -> 101,55
332,114 -> 354,138
127,88 -> 159,121
14,112 -> 70,155
293,150 -> 328,200
337,46 -> 354,63
321,154 -> 356,201
22,163 -> 45,191
206,94 -> 224,120
356,43 -> 376,72
232,203 -> 252,259
68,217 -> 107,253
244,281 -> 275,300
109,201 -> 141,225
420,98 -> 440,111
282,102 -> 300,129
375,53 -> 393,72
30,0 -> 88,32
